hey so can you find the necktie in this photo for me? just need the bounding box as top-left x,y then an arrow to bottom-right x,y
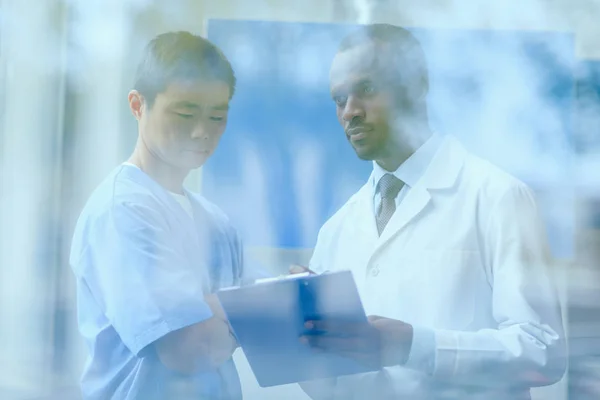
376,173 -> 404,235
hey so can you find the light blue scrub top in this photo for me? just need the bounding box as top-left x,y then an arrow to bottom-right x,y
70,164 -> 244,400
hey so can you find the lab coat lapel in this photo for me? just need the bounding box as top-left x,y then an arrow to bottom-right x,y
377,185 -> 431,246
373,136 -> 466,252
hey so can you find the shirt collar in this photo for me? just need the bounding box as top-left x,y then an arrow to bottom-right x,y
372,133 -> 443,192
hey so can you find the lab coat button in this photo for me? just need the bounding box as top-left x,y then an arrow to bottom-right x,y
371,266 -> 380,277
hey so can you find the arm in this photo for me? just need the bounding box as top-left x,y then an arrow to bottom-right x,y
155,295 -> 237,374
410,184 -> 567,388
302,184 -> 566,393
84,200 -> 236,374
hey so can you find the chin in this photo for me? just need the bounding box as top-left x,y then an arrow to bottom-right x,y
353,146 -> 378,161
190,157 -> 209,169
188,150 -> 214,167
176,156 -> 205,171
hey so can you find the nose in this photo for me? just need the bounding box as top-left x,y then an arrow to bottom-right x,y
190,123 -> 209,140
342,95 -> 365,123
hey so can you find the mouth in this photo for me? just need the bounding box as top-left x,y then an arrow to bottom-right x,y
187,149 -> 211,156
346,127 -> 372,142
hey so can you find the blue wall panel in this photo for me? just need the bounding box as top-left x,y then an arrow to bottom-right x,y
204,20 -> 575,257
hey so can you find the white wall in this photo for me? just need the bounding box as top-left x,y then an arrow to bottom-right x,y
1,0 -> 598,397
0,0 -> 69,394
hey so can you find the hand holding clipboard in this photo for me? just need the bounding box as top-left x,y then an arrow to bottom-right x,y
289,265 -> 413,370
289,264 -> 319,275
216,270 -> 377,387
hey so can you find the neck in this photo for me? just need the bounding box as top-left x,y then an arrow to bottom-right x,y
128,139 -> 189,194
376,118 -> 433,172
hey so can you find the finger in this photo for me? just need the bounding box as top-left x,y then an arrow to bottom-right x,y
300,335 -> 380,367
303,335 -> 368,353
305,319 -> 369,335
367,315 -> 385,323
289,264 -> 309,274
205,294 -> 227,320
290,264 -> 319,275
300,335 -> 323,347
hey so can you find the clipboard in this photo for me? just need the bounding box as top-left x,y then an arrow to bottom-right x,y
216,270 -> 379,387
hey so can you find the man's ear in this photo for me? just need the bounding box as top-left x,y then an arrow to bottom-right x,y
128,90 -> 145,120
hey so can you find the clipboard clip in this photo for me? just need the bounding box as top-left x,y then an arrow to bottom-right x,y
255,271 -> 311,284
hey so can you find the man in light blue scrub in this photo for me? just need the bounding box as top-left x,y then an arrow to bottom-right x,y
70,31 -> 255,399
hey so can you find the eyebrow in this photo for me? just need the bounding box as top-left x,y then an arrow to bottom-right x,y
211,104 -> 229,111
170,102 -> 229,111
171,101 -> 200,110
330,84 -> 347,99
331,78 -> 373,98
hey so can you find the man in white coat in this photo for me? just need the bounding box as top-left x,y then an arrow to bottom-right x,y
296,24 -> 566,399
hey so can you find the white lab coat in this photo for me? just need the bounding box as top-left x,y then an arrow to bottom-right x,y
305,136 -> 566,400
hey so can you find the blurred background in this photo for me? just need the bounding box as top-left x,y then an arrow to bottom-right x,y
0,0 -> 599,399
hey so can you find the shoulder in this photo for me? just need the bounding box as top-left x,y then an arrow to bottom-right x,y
70,168 -> 149,268
455,147 -> 539,235
459,147 -> 533,203
80,166 -> 164,223
71,167 -> 167,253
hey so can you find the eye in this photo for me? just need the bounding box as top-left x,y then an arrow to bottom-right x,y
362,84 -> 375,95
175,113 -> 194,119
210,116 -> 225,122
333,95 -> 347,107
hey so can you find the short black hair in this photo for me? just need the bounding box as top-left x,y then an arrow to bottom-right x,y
133,31 -> 236,107
338,24 -> 428,89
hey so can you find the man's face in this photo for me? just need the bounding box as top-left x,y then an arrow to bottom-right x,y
135,80 -> 230,170
330,43 -> 406,161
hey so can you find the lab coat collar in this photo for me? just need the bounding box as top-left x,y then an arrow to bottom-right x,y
352,135 -> 467,249
371,133 -> 444,191
420,135 -> 467,190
